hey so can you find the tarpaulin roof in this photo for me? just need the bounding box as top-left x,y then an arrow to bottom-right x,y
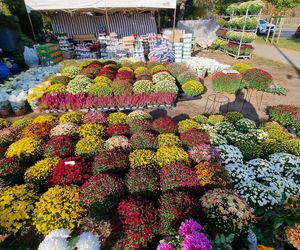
25,0 -> 177,12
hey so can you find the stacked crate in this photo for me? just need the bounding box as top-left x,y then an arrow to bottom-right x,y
36,44 -> 63,66
182,33 -> 192,60
174,43 -> 183,62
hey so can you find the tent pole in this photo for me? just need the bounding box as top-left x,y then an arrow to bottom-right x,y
172,7 -> 176,44
105,8 -> 111,35
27,11 -> 36,41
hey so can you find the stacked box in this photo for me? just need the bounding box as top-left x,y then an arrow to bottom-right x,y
174,42 -> 183,63
36,43 -> 63,66
182,33 -> 192,60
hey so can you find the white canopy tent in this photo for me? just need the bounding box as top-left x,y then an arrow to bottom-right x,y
24,0 -> 177,12
24,0 -> 177,41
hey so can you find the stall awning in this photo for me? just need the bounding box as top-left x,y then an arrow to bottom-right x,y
25,0 -> 177,12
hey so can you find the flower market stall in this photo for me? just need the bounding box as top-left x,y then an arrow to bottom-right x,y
24,0 -> 178,61
0,110 -> 300,249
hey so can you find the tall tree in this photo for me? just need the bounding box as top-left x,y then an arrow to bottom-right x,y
267,0 -> 300,10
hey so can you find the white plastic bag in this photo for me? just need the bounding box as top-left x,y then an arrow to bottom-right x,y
24,46 -> 39,67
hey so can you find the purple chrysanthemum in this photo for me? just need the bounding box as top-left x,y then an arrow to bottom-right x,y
157,242 -> 174,250
181,231 -> 213,250
179,219 -> 203,237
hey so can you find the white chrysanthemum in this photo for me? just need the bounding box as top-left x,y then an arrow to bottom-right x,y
209,132 -> 227,146
44,228 -> 71,241
225,163 -> 255,185
75,232 -> 100,250
38,237 -> 69,250
269,153 -> 300,173
216,144 -> 243,165
256,129 -> 269,142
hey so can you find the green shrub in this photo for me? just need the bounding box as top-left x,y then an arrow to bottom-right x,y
231,63 -> 252,73
153,81 -> 178,94
259,122 -> 284,131
212,72 -> 242,94
266,128 -> 291,142
191,115 -> 208,124
208,115 -> 225,125
94,76 -> 112,85
226,31 -> 256,43
260,139 -> 288,158
133,80 -> 154,94
151,65 -> 167,74
177,71 -> 199,85
283,139 -> 300,157
88,82 -> 112,97
111,80 -> 133,95
242,68 -> 273,91
224,112 -> 244,124
236,140 -> 262,160
182,80 -> 205,97
268,107 -> 294,127
178,119 -> 202,133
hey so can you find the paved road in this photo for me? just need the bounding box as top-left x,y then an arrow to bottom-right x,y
254,43 -> 300,68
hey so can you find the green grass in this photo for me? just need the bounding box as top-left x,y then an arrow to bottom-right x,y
255,36 -> 300,52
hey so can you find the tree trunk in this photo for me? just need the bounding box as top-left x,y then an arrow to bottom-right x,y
178,0 -> 186,20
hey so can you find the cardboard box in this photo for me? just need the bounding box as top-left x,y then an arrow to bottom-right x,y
62,51 -> 75,59
163,29 -> 185,43
183,38 -> 193,43
73,34 -> 97,42
183,33 -> 193,38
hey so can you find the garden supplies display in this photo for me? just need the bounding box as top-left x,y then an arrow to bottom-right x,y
57,34 -> 75,59
215,0 -> 264,59
182,33 -> 193,60
0,65 -> 62,116
34,59 -> 205,112
36,43 -> 63,66
0,110 -> 299,250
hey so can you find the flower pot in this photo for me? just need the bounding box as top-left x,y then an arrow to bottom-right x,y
247,88 -> 257,95
33,108 -> 41,114
0,108 -> 11,116
255,216 -> 263,222
13,108 -> 27,116
222,92 -> 232,97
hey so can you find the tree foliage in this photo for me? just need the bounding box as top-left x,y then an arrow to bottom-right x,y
267,0 -> 300,10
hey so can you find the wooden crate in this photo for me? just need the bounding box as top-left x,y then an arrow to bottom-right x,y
73,34 -> 97,42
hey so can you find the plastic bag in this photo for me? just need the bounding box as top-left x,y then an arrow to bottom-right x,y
24,46 -> 39,67
0,63 -> 10,80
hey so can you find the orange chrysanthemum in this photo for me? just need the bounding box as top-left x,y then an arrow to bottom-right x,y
195,162 -> 230,187
286,224 -> 300,249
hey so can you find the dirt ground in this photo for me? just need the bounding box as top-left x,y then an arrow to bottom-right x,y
6,51 -> 300,123
166,50 -> 300,123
